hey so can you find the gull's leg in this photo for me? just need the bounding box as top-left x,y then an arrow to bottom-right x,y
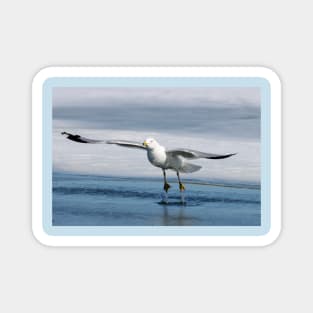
163,169 -> 171,192
176,171 -> 186,203
176,171 -> 185,191
161,169 -> 171,203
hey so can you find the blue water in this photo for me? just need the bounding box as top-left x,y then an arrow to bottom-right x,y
53,172 -> 261,226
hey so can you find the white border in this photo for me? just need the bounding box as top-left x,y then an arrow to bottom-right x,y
32,66 -> 281,247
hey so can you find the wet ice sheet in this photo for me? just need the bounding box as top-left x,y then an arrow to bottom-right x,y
52,172 -> 261,226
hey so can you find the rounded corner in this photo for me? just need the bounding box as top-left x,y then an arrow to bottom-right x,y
259,223 -> 282,247
32,66 -> 58,90
256,66 -> 282,88
31,224 -> 55,247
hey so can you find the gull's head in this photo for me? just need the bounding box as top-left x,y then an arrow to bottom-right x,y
143,138 -> 159,149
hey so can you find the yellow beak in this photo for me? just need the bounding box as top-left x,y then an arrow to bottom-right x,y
143,141 -> 148,147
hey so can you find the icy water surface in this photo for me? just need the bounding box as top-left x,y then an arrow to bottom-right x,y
53,172 -> 261,226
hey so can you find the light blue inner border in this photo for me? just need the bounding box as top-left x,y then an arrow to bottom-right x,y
42,77 -> 270,236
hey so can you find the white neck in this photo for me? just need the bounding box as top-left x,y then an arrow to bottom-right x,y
148,143 -> 164,152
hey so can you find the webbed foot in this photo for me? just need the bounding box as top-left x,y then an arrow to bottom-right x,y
179,182 -> 185,191
164,182 -> 171,192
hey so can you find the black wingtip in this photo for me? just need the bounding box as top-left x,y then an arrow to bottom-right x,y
209,153 -> 237,160
61,131 -> 88,143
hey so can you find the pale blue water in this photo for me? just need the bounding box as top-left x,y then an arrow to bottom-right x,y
53,172 -> 261,226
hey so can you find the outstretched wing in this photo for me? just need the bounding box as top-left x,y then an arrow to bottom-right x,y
166,148 -> 236,160
106,140 -> 146,150
62,132 -> 146,150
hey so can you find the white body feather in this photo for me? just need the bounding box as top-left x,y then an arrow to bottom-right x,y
146,140 -> 200,173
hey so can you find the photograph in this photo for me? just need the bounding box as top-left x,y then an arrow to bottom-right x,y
52,85 -> 261,227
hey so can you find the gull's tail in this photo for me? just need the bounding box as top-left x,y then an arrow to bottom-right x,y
180,162 -> 202,173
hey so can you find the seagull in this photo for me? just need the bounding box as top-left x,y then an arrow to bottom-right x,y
61,132 -> 236,202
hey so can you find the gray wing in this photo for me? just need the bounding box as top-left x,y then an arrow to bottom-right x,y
166,148 -> 236,160
62,132 -> 146,150
106,140 -> 146,150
